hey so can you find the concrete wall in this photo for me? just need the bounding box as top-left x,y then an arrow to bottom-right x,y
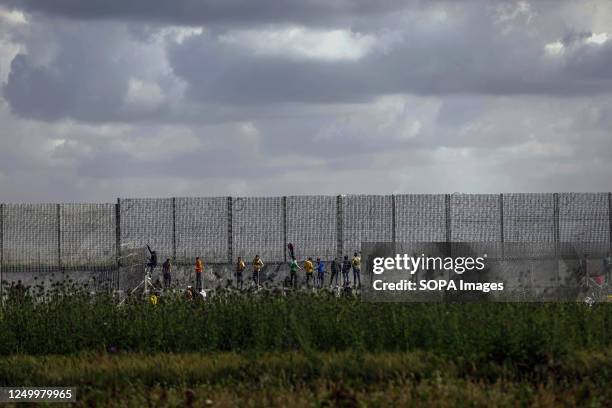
1,257 -> 606,297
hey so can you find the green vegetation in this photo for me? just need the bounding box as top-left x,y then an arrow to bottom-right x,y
1,351 -> 612,407
1,283 -> 611,359
0,283 -> 610,406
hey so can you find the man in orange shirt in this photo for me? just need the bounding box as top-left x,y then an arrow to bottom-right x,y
195,257 -> 203,292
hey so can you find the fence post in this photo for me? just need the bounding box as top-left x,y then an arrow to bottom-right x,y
282,196 -> 287,262
391,194 -> 396,245
227,197 -> 233,264
553,193 -> 560,289
57,203 -> 62,272
0,203 -> 3,303
608,192 -> 612,251
444,194 -> 453,295
172,197 -> 177,262
115,198 -> 121,267
445,194 -> 452,244
336,195 -> 343,259
499,194 -> 504,259
553,193 -> 560,254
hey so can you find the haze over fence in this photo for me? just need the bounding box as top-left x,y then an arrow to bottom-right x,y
0,193 -> 611,273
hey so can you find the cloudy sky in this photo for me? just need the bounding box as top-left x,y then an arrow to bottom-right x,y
0,0 -> 611,202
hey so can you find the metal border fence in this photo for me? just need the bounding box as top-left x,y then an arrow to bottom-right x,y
0,193 -> 611,274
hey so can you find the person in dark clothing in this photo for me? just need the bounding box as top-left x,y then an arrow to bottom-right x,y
580,253 -> 589,280
329,257 -> 340,287
604,251 -> 612,282
351,252 -> 361,288
342,255 -> 351,287
162,258 -> 171,289
146,245 -> 158,275
288,243 -> 295,261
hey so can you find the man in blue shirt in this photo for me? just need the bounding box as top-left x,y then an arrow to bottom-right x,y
316,258 -> 325,289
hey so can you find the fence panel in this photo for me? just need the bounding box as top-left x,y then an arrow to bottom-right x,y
120,198 -> 173,264
503,193 -> 555,242
395,194 -> 446,242
342,195 -> 392,255
559,192 -> 610,256
451,194 -> 501,241
1,193 -> 610,273
502,193 -> 556,258
60,203 -> 116,269
3,204 -> 59,272
450,194 -> 502,258
287,195 -> 336,260
232,196 -> 284,263
175,197 -> 228,263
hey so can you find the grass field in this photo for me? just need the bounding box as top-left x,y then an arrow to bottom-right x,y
0,283 -> 611,406
1,350 -> 612,407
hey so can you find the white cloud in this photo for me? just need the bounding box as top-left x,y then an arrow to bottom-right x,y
585,32 -> 608,45
164,27 -> 204,44
50,138 -> 66,148
494,1 -> 535,35
544,40 -> 564,55
494,1 -> 534,24
0,6 -> 27,82
0,7 -> 27,25
218,26 -> 376,61
125,78 -> 165,112
313,95 -> 438,144
502,140 -> 574,158
545,31 -> 608,56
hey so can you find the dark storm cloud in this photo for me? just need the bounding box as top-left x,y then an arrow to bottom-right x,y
4,0 -> 612,123
2,23 -> 129,121
166,15 -> 612,108
2,0 -> 412,27
564,41 -> 612,79
168,37 -> 373,105
1,0 -> 612,201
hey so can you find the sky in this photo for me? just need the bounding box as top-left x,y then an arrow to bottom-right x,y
0,0 -> 611,203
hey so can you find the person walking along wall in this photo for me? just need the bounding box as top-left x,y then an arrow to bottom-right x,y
162,258 -> 171,289
195,256 -> 203,292
236,256 -> 246,290
352,252 -> 361,288
252,254 -> 264,288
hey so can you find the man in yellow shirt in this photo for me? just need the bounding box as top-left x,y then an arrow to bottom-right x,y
252,254 -> 264,288
195,257 -> 203,292
236,256 -> 246,290
304,257 -> 314,289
